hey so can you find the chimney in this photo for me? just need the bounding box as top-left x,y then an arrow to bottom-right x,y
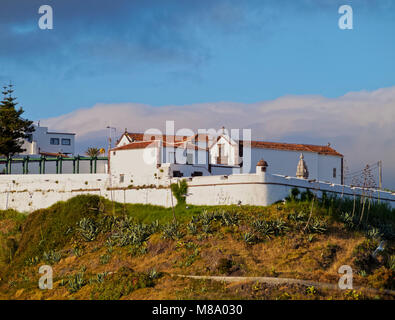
256,158 -> 268,174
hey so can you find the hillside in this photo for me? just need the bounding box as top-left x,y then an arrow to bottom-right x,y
0,191 -> 394,300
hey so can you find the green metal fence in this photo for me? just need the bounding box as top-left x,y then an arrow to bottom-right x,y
0,156 -> 108,174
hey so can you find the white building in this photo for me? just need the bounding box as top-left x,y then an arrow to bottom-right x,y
209,135 -> 344,184
111,129 -> 344,185
20,124 -> 75,156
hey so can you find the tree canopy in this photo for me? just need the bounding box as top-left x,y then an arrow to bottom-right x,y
0,84 -> 34,157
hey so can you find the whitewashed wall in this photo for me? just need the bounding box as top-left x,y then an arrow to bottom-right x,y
1,168 -> 394,213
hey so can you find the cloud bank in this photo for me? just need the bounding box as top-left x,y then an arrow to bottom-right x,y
42,86 -> 395,189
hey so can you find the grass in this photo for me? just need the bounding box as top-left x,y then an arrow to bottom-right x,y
0,193 -> 394,300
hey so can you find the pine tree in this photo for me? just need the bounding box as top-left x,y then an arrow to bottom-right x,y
0,84 -> 34,157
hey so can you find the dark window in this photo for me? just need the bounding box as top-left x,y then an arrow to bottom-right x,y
333,168 -> 337,178
50,138 -> 59,145
173,171 -> 183,177
61,138 -> 71,145
239,141 -> 243,157
192,171 -> 203,177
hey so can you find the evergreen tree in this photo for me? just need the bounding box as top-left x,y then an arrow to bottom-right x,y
0,84 -> 34,157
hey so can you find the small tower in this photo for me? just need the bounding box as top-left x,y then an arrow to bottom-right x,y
296,153 -> 309,179
256,158 -> 268,174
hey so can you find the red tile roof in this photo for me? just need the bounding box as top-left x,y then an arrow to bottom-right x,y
124,132 -> 191,143
248,141 -> 343,157
118,132 -> 342,157
111,140 -> 158,151
111,140 -> 206,152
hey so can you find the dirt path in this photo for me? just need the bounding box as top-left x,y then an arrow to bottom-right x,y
172,274 -> 395,296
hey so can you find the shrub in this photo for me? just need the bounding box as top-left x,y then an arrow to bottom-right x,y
42,250 -> 62,264
242,232 -> 257,245
76,217 -> 98,242
187,222 -> 198,235
162,222 -> 184,240
170,180 -> 188,205
91,267 -> 154,300
220,211 -> 240,227
67,272 -> 85,293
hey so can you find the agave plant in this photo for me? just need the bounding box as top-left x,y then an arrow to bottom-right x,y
304,218 -> 327,234
162,222 -> 184,240
270,219 -> 289,236
220,211 -> 240,226
67,272 -> 85,293
200,210 -> 215,226
76,217 -> 98,241
365,227 -> 382,240
42,250 -> 62,264
388,255 -> 395,271
187,221 -> 198,235
242,232 -> 257,245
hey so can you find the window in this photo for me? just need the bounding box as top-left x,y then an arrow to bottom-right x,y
192,171 -> 203,177
173,171 -> 183,177
50,138 -> 59,145
119,174 -> 124,183
333,168 -> 337,178
61,138 -> 71,145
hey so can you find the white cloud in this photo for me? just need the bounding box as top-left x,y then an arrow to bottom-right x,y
42,86 -> 395,189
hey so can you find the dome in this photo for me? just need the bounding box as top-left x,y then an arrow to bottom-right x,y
257,159 -> 268,167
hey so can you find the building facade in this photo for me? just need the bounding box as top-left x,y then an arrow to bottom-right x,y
20,125 -> 76,156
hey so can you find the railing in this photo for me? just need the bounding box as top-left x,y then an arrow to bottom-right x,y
0,156 -> 108,174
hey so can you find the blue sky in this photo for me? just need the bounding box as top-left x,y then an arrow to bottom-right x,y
1,0 -> 394,119
1,0 -> 395,188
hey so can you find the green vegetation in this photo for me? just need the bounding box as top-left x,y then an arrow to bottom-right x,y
0,192 -> 394,300
170,179 -> 188,205
0,84 -> 34,157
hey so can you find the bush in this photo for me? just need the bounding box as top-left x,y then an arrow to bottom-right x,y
91,267 -> 155,300
162,222 -> 184,240
170,180 -> 188,205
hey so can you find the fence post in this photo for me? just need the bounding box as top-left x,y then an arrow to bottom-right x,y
90,158 -> 93,174
76,155 -> 80,174
94,156 -> 97,173
26,156 -> 29,174
59,156 -> 63,174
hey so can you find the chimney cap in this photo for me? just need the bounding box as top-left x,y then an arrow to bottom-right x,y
257,159 -> 268,167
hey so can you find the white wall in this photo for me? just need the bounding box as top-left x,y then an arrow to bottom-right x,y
110,147 -> 159,186
186,170 -> 395,209
1,169 -> 394,213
